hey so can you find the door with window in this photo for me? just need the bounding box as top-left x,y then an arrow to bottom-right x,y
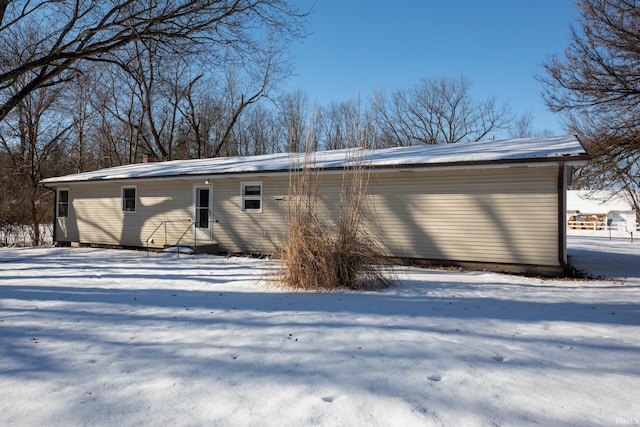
193,184 -> 213,241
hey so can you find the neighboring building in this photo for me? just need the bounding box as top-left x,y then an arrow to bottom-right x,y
41,136 -> 588,275
567,190 -> 638,238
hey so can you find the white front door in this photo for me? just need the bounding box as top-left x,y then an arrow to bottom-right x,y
193,184 -> 213,241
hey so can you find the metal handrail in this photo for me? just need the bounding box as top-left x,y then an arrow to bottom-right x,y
145,219 -> 192,255
174,222 -> 195,259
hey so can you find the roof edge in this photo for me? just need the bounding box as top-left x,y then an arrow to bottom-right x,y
40,153 -> 589,186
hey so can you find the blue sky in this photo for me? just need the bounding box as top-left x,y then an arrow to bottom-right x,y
285,1 -> 578,137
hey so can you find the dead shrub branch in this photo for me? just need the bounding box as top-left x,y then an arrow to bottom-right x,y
278,105 -> 394,291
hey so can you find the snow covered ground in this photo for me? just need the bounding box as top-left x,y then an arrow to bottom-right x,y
1,237 -> 638,426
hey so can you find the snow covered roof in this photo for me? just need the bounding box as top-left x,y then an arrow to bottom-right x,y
567,190 -> 635,213
41,135 -> 587,184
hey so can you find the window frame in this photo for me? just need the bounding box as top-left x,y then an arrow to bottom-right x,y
56,188 -> 70,218
121,186 -> 137,213
240,181 -> 262,213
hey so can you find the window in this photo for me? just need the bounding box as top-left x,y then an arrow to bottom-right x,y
121,186 -> 136,212
57,189 -> 69,218
195,186 -> 210,228
241,182 -> 262,213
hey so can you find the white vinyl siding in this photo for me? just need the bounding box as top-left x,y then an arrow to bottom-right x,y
362,166 -> 559,266
213,166 -> 559,267
52,164 -> 562,269
214,178 -> 289,253
59,181 -> 193,247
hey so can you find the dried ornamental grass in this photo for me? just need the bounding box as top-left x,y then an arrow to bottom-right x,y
279,145 -> 394,291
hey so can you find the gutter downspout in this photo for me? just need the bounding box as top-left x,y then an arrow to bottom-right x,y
41,184 -> 57,246
557,161 -> 569,273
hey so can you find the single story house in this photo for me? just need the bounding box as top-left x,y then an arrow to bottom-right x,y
41,135 -> 588,275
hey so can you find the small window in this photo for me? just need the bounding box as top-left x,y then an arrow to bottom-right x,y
57,189 -> 69,218
241,182 -> 262,213
121,186 -> 136,212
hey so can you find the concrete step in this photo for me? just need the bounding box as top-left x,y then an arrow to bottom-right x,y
163,242 -> 218,255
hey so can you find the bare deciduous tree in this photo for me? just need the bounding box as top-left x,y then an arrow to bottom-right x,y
91,64 -> 147,166
378,76 -> 512,146
0,83 -> 73,245
538,0 -> 640,214
211,50 -> 284,158
509,111 -> 555,139
0,0 -> 309,245
319,100 -> 361,150
510,111 -> 535,139
278,89 -> 311,152
232,103 -> 282,156
0,0 -> 307,123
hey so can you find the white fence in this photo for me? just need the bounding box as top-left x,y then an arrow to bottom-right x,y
567,219 -> 638,239
567,208 -> 638,239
